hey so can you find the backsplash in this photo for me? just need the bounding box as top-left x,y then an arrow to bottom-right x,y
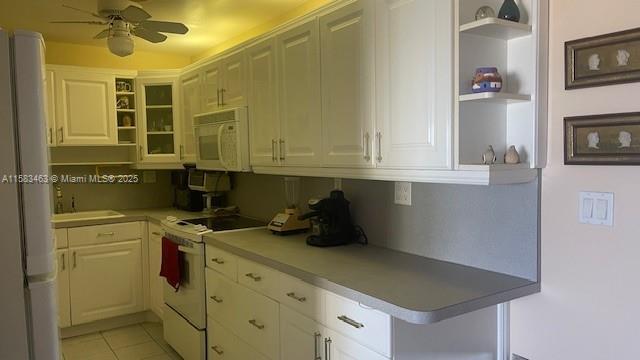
51,166 -> 174,212
227,172 -> 539,280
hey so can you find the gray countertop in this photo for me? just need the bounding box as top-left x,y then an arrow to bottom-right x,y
51,208 -> 204,228
204,229 -> 539,325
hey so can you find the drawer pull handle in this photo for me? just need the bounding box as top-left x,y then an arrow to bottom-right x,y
211,258 -> 225,264
152,232 -> 162,236
210,295 -> 223,303
211,345 -> 224,355
286,292 -> 307,302
245,273 -> 262,282
337,315 -> 364,329
248,319 -> 265,330
314,332 -> 322,360
97,232 -> 115,236
325,337 -> 332,360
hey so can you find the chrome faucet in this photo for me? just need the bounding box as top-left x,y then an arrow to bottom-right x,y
54,183 -> 64,214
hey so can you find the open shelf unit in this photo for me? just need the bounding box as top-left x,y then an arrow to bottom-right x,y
455,0 -> 547,171
115,77 -> 137,146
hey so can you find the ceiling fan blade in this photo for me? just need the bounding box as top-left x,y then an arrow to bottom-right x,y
50,21 -> 109,25
140,20 -> 188,34
121,5 -> 151,23
132,28 -> 167,43
94,29 -> 110,39
62,4 -> 103,19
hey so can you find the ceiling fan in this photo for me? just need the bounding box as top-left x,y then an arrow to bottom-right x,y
51,0 -> 189,57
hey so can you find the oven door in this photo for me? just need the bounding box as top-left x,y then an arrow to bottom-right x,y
163,237 -> 206,330
194,121 -> 240,171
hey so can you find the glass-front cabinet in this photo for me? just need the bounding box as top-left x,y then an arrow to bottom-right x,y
136,75 -> 181,163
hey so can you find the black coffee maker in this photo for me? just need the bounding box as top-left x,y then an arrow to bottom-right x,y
298,190 -> 366,247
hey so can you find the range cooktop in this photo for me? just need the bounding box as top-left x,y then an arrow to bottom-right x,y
185,215 -> 267,232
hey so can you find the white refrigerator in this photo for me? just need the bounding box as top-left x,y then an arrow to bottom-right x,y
0,29 -> 59,359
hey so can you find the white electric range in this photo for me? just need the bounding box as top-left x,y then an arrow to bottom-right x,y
160,215 -> 266,360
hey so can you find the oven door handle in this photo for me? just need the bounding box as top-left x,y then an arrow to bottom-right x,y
178,245 -> 203,255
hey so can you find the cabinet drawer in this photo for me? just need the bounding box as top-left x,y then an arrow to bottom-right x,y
205,245 -> 238,281
205,268 -> 239,329
235,285 -> 280,360
325,292 -> 391,358
207,317 -> 269,360
55,228 -> 68,249
68,222 -> 141,247
148,222 -> 163,239
237,258 -> 279,300
278,273 -> 325,322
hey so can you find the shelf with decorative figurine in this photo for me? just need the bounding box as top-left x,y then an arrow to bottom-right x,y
455,0 -> 547,175
115,77 -> 138,148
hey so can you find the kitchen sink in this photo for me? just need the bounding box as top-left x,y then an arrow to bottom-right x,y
51,210 -> 125,223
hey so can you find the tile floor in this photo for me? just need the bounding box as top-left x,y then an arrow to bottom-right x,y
60,322 -> 182,360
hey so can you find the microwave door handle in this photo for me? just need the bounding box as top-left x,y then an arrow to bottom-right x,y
217,124 -> 228,170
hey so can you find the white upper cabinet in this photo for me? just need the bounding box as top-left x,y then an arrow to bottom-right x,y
136,75 -> 181,164
202,61 -> 222,113
55,70 -> 117,145
201,51 -> 247,112
221,50 -> 247,108
278,18 -> 323,167
320,0 -> 375,168
179,70 -> 201,163
247,37 -> 281,167
375,0 -> 453,169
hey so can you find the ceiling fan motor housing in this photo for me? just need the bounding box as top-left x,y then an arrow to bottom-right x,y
97,0 -> 142,18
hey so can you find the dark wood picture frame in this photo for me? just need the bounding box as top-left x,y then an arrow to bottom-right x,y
565,112 -> 640,165
566,27 -> 640,89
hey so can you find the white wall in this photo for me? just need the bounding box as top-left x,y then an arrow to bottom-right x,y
510,0 -> 640,358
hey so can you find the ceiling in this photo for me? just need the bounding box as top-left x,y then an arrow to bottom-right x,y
0,0 -> 312,56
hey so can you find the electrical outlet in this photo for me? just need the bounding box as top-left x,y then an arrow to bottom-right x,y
394,182 -> 411,206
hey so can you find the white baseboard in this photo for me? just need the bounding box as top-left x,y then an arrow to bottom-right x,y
59,311 -> 161,339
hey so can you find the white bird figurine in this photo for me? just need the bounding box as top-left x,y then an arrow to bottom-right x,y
482,145 -> 497,165
504,145 -> 520,164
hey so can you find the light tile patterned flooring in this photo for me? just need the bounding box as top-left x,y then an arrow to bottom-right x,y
60,322 -> 182,360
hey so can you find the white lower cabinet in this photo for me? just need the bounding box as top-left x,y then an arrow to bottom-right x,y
205,244 -> 390,360
55,249 -> 71,328
280,305 -> 324,360
325,327 -> 389,360
148,223 -> 164,319
234,285 -> 280,360
69,240 -> 143,325
208,318 -> 269,360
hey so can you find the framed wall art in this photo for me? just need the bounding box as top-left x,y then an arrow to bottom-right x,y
565,27 -> 640,89
565,112 -> 640,165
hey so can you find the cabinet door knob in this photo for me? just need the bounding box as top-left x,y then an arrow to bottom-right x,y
58,127 -> 64,143
286,292 -> 307,303
245,273 -> 262,282
210,295 -> 223,303
72,251 -> 77,269
272,139 -> 277,162
337,315 -> 364,329
364,132 -> 371,161
211,257 -> 225,264
61,253 -> 65,271
211,345 -> 224,355
248,319 -> 265,330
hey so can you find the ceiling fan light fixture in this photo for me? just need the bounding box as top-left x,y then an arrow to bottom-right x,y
107,34 -> 134,57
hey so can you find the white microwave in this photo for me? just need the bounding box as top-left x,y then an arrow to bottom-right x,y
193,107 -> 250,172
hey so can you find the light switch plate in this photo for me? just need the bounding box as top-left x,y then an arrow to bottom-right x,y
394,182 -> 411,206
579,191 -> 614,226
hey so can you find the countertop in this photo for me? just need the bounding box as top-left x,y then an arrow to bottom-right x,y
51,208 -> 205,228
204,229 -> 539,325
